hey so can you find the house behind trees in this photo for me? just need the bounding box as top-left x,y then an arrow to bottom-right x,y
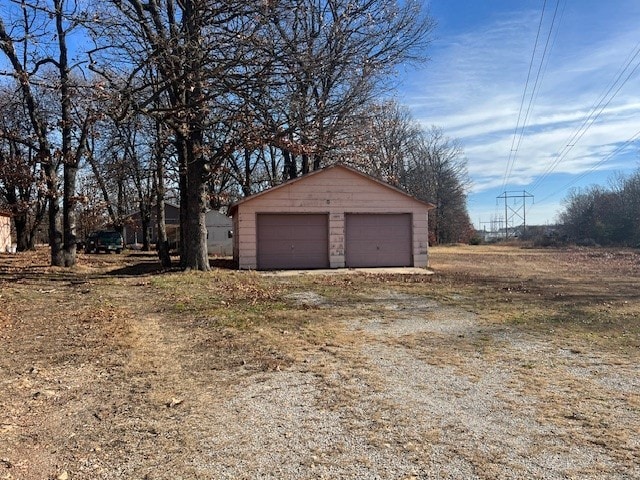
123,203 -> 232,255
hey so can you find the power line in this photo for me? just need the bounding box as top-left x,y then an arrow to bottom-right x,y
512,0 -> 563,159
533,128 -> 640,206
502,0 -> 562,191
501,0 -> 548,192
530,40 -> 640,192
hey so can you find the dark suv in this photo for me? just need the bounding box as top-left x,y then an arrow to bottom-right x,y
85,230 -> 124,254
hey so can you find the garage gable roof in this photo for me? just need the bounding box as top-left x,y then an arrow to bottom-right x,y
230,164 -> 435,215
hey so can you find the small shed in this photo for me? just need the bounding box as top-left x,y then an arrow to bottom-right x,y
0,210 -> 11,253
230,164 -> 435,270
206,210 -> 233,256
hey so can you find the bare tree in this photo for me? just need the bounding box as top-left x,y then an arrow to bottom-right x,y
220,145 -> 284,200
83,104 -> 160,250
152,118 -> 173,267
0,7 -> 63,263
0,88 -> 49,250
0,0 -> 96,266
88,0 -> 269,270
260,0 -> 434,179
559,168 -> 640,246
405,126 -> 472,244
345,100 -> 421,185
83,136 -> 130,237
343,101 -> 473,244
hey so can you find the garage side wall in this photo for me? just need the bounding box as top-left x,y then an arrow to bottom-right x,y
0,215 -> 11,253
235,168 -> 430,269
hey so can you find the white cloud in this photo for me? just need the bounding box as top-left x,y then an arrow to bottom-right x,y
405,9 -> 640,193
402,2 -> 640,226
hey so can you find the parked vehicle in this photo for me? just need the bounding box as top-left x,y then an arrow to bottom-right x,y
84,230 -> 124,254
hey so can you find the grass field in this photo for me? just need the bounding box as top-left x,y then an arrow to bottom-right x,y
0,245 -> 638,479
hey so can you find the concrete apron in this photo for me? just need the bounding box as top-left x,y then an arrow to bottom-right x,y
260,267 -> 434,277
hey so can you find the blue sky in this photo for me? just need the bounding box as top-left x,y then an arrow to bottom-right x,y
400,0 -> 640,228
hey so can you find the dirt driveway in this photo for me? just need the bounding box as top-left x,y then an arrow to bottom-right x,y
0,247 -> 638,479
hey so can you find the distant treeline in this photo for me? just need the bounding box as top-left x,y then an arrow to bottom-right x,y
558,168 -> 640,247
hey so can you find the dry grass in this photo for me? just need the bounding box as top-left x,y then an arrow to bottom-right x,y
0,245 -> 638,479
426,245 -> 640,351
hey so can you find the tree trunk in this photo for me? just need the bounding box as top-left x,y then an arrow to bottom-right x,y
116,176 -> 126,229
270,146 -> 278,186
43,165 -> 63,263
313,153 -> 322,171
156,200 -> 171,267
177,0 -> 209,272
176,135 -> 188,266
140,202 -> 151,251
62,162 -> 78,266
242,148 -> 252,196
4,188 -> 28,251
57,0 -> 78,268
28,188 -> 47,250
85,149 -> 120,228
27,228 -> 37,250
43,159 -> 63,265
14,213 -> 29,252
183,130 -> 210,271
155,145 -> 171,268
43,162 -> 63,265
282,148 -> 297,180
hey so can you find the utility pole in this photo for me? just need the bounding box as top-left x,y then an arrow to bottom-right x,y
479,220 -> 493,231
496,191 -> 534,239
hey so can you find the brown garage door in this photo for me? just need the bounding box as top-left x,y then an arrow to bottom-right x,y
345,214 -> 412,267
257,214 -> 329,270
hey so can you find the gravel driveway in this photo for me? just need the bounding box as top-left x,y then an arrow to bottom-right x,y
180,290 -> 639,479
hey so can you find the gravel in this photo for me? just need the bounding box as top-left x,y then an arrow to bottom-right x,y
177,290 -> 639,479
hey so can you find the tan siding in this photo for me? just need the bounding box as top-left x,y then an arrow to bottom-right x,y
0,215 -> 11,252
244,202 -> 422,212
328,212 -> 344,268
413,210 -> 429,260
242,169 -> 424,207
237,210 -> 256,269
232,216 -> 239,263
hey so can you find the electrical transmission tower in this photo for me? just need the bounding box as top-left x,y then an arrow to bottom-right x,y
496,191 -> 534,239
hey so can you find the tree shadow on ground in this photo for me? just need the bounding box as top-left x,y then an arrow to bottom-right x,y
0,251 -> 238,283
209,258 -> 237,270
105,256 -> 237,277
105,261 -> 180,277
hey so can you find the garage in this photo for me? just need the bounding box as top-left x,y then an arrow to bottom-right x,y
345,213 -> 412,267
257,214 -> 329,269
230,164 -> 434,270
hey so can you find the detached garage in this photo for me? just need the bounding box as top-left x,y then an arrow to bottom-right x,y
230,164 -> 435,270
